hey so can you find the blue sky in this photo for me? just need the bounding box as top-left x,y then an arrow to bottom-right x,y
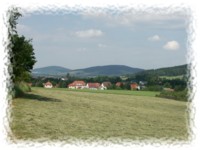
17,9 -> 188,70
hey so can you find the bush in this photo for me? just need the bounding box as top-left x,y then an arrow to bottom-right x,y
156,89 -> 188,102
13,82 -> 31,98
142,85 -> 163,91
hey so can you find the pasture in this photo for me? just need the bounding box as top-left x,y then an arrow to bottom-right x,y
10,87 -> 189,141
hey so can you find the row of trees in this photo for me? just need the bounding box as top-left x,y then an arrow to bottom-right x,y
31,73 -> 187,92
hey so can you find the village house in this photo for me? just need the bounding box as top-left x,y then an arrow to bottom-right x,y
100,82 -> 112,90
130,82 -> 140,90
86,83 -> 101,90
43,81 -> 53,88
115,82 -> 124,87
68,80 -> 86,89
139,81 -> 147,89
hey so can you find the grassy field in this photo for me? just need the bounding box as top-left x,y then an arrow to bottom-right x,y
37,87 -> 160,97
10,87 -> 189,142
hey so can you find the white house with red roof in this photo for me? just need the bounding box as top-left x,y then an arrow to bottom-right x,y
68,80 -> 86,89
86,83 -> 101,90
44,81 -> 53,88
100,82 -> 112,90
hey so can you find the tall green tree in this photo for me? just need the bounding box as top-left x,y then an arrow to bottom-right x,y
9,8 -> 36,82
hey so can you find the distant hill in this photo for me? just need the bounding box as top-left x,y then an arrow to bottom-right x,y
32,66 -> 71,76
135,64 -> 188,77
32,64 -> 187,78
32,65 -> 144,77
69,65 -> 144,77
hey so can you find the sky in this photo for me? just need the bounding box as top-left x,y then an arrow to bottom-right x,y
17,9 -> 189,70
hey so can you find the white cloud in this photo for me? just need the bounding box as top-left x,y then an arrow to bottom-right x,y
81,10 -> 186,27
148,35 -> 161,41
98,43 -> 107,48
76,48 -> 87,52
75,29 -> 104,38
17,24 -> 31,33
163,41 -> 180,50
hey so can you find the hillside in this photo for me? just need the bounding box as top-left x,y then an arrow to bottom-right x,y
32,65 -> 144,77
31,64 -> 187,78
70,65 -> 144,77
135,64 -> 188,77
32,66 -> 71,76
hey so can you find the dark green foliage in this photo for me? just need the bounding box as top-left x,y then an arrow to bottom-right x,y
85,76 -> 122,84
9,8 -> 36,83
107,84 -> 117,90
58,81 -> 67,88
34,81 -> 43,87
142,85 -> 163,91
138,64 -> 188,77
124,83 -> 131,90
156,90 -> 188,102
163,82 -> 171,88
161,79 -> 187,90
11,34 -> 36,82
128,72 -> 160,86
174,85 -> 186,91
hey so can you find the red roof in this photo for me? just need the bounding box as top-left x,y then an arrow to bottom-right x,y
130,83 -> 138,89
102,82 -> 112,87
44,81 -> 52,86
116,82 -> 123,87
87,83 -> 100,88
68,80 -> 86,87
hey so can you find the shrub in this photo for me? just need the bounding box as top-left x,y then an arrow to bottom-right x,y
13,82 -> 31,98
142,85 -> 163,91
156,89 -> 188,102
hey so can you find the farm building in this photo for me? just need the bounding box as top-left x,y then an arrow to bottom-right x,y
116,82 -> 124,87
139,81 -> 147,89
130,82 -> 140,90
68,80 -> 86,89
44,81 -> 53,88
100,82 -> 112,90
86,83 -> 101,90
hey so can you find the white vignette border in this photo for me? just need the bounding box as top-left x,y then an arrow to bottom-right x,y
0,1 -> 199,150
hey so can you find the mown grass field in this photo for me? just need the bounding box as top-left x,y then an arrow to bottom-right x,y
10,87 -> 189,141
45,87 -> 160,97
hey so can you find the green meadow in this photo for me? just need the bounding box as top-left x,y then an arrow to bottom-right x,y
10,87 -> 189,141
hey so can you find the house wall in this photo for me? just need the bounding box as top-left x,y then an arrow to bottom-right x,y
45,85 -> 52,88
131,83 -> 138,90
69,86 -> 75,89
100,84 -> 107,90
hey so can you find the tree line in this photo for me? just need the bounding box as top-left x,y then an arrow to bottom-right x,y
31,72 -> 187,92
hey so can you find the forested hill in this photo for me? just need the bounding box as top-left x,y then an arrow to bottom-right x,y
136,64 -> 188,76
32,66 -> 71,76
32,65 -> 143,77
70,65 -> 143,77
